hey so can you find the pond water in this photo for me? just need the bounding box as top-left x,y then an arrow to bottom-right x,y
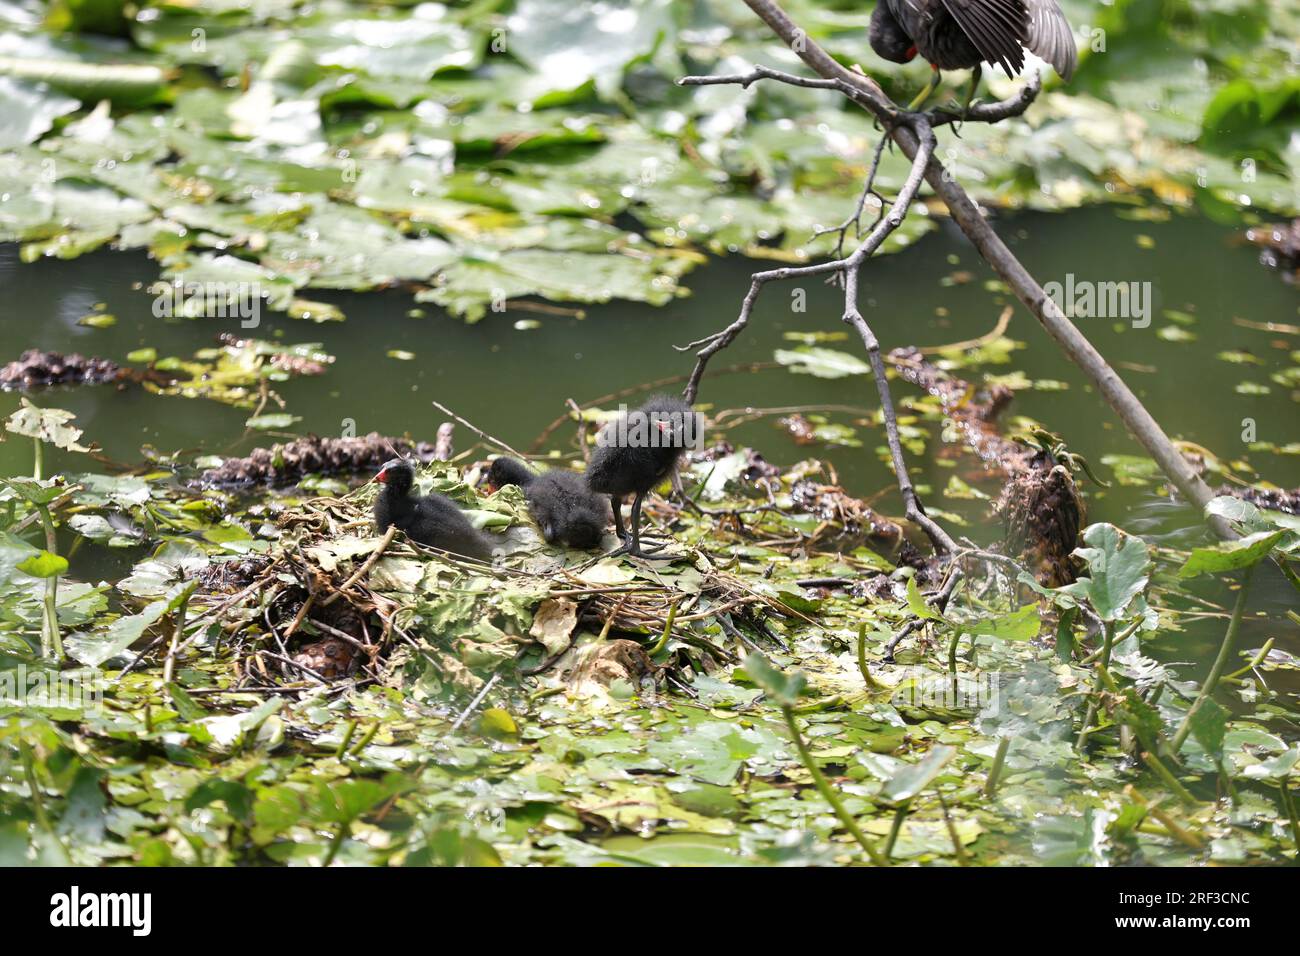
2,203 -> 1298,664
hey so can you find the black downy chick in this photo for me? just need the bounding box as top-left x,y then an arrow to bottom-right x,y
585,394 -> 695,558
373,458 -> 493,561
484,457 -> 607,550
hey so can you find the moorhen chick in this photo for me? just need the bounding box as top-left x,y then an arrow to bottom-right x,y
484,457 -> 608,550
869,0 -> 1076,112
374,458 -> 493,561
586,394 -> 695,559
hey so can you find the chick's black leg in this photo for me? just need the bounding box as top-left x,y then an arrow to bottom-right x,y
625,491 -> 676,560
611,495 -> 630,544
601,494 -> 635,558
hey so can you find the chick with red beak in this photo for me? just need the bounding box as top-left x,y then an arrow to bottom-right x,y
373,458 -> 493,560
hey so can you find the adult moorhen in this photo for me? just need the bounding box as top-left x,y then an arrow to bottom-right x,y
374,458 -> 493,561
586,394 -> 695,559
869,0 -> 1077,112
484,457 -> 608,550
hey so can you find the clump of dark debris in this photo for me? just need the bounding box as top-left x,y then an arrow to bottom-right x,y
889,346 -> 1083,586
1,350 -> 125,391
196,433 -> 440,488
1222,484 -> 1300,517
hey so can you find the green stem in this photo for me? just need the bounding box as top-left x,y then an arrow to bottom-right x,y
335,719 -> 358,758
856,623 -> 882,689
348,721 -> 381,756
938,794 -> 969,865
1080,618 -> 1139,666
162,596 -> 189,688
36,504 -> 62,663
1222,638 -> 1272,683
1098,620 -> 1117,670
32,436 -> 42,481
1076,623 -> 1117,754
883,803 -> 908,859
1171,566 -> 1255,753
19,742 -> 70,863
1274,555 -> 1300,596
322,820 -> 350,866
648,599 -> 680,656
984,736 -> 1010,799
1140,751 -> 1197,807
782,707 -> 888,866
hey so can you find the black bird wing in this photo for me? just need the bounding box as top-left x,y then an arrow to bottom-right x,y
1026,0 -> 1076,80
940,0 -> 1028,77
869,0 -> 916,64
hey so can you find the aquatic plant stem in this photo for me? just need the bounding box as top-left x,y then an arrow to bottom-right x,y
1171,566 -> 1254,753
781,706 -> 888,865
323,821 -> 349,866
1076,622 -> 1115,754
883,803 -> 908,858
1140,751 -> 1197,807
856,623 -> 883,689
648,599 -> 680,656
35,503 -> 62,663
984,737 -> 1010,799
19,742 -> 70,863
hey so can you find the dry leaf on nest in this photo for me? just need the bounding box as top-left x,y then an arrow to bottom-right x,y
555,639 -> 656,698
530,597 -> 579,655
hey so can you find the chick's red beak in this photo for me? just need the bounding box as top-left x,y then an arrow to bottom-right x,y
376,469 -> 389,484
905,45 -> 917,61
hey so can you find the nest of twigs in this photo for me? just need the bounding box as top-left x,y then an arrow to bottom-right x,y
185,485 -> 794,698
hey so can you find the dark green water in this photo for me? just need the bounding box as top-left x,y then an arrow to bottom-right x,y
4,205 -> 1297,514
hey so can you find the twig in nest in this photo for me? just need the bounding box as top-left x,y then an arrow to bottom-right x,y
430,400 -> 527,460
449,672 -> 501,733
322,525 -> 397,607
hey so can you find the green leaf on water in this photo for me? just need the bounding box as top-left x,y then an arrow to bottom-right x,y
1189,699 -> 1228,758
479,707 -> 519,740
1055,523 -> 1150,622
5,398 -> 91,452
244,413 -> 301,431
1179,529 -> 1286,578
880,745 -> 956,804
742,652 -> 806,709
17,550 -> 67,578
906,576 -> 944,622
774,346 -> 871,379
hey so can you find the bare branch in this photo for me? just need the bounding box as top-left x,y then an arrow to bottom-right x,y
727,0 -> 1227,538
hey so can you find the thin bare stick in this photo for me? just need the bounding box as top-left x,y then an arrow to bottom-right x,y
321,525 -> 397,607
449,672 -> 501,733
430,400 -> 527,460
